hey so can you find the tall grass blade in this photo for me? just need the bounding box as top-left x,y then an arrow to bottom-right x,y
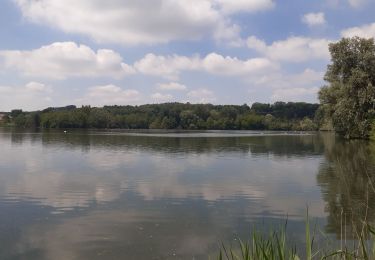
306,207 -> 312,260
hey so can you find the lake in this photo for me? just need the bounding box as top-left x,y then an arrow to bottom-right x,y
0,129 -> 374,259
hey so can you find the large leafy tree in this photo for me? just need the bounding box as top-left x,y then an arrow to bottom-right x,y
319,37 -> 375,138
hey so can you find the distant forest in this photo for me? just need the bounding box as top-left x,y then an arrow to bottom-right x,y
1,102 -> 320,131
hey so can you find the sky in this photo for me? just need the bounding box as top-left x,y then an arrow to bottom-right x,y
0,0 -> 375,111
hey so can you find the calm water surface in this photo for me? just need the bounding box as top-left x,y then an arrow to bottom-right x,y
0,129 -> 374,259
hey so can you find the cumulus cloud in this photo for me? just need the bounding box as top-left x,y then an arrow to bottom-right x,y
246,36 -> 331,62
0,42 -> 134,79
213,22 -> 242,45
0,41 -> 278,84
202,53 -> 276,76
135,52 -> 277,80
151,93 -> 174,103
325,0 -> 367,8
348,0 -> 368,8
214,0 -> 275,14
250,69 -> 323,103
247,68 -> 323,103
134,53 -> 200,80
12,0 -> 276,45
271,87 -> 320,102
254,69 -> 324,88
157,82 -> 187,91
302,12 -> 326,27
187,89 -> 217,103
0,82 -> 52,111
76,85 -> 141,107
341,22 -> 375,38
24,81 -> 52,92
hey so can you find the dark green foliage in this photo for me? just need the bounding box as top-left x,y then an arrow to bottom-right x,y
7,102 -> 319,130
371,121 -> 375,140
10,109 -> 23,118
0,114 -> 10,126
252,102 -> 319,119
42,105 -> 77,113
12,112 -> 40,128
318,37 -> 375,138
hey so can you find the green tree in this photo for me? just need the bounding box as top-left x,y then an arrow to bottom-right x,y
297,117 -> 316,131
31,102 -> 318,131
318,37 -> 375,138
13,114 -> 26,127
11,109 -> 23,118
161,116 -> 177,129
88,108 -> 112,128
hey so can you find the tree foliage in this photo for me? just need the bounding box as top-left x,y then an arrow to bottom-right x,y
7,102 -> 319,131
318,37 -> 375,138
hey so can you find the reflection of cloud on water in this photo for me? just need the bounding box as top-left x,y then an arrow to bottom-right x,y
3,170 -> 126,211
0,132 -> 326,218
0,144 -> 135,212
132,154 -> 325,218
16,208 -> 219,260
85,149 -> 139,170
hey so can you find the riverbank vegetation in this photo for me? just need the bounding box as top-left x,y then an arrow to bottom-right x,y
5,102 -> 319,131
218,206 -> 375,259
217,221 -> 375,260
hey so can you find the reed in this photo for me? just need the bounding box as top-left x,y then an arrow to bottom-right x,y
217,214 -> 375,260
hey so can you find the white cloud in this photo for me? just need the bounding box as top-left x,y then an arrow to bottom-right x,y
341,22 -> 375,38
213,22 -> 242,44
202,53 -> 277,76
151,93 -> 174,103
214,0 -> 275,14
187,89 -> 216,103
134,53 -> 200,80
0,82 -> 52,111
247,36 -> 331,62
76,85 -> 141,107
250,69 -> 323,103
271,87 -> 320,102
348,0 -> 368,8
251,68 -> 324,102
157,82 -> 187,91
1,42 -> 277,83
135,52 -> 277,80
13,0 -> 273,45
302,12 -> 326,27
0,42 -> 134,79
25,81 -> 52,92
325,0 -> 367,8
254,69 -> 324,88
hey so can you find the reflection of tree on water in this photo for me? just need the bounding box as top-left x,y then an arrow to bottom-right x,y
37,130 -> 325,156
317,136 -> 375,238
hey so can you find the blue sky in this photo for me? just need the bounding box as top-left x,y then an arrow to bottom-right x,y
0,0 -> 374,111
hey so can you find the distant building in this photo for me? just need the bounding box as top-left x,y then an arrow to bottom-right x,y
0,113 -> 6,121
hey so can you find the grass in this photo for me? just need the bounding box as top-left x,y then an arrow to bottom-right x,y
216,212 -> 375,260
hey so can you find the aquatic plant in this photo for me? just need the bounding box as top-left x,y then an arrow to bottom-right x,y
217,210 -> 375,260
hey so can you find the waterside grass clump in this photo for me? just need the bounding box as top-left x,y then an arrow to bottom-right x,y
217,213 -> 375,260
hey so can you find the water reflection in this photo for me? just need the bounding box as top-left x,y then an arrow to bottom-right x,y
0,129 -> 373,259
317,137 -> 375,238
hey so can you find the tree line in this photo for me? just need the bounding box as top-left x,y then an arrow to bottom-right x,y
2,37 -> 375,138
4,102 -> 319,131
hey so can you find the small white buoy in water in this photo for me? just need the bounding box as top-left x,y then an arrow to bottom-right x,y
64,130 -> 67,134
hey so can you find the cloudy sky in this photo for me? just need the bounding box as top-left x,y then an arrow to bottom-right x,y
0,0 -> 374,111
